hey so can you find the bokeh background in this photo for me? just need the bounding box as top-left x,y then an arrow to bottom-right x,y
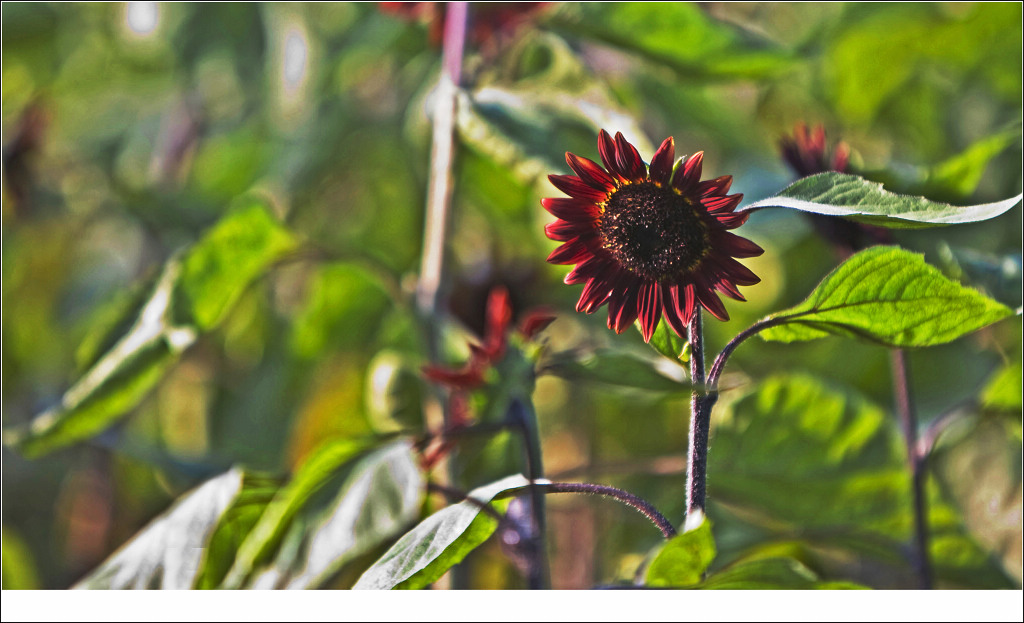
2,2 -> 1021,589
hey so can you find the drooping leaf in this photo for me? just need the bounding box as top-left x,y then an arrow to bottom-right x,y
193,472 -> 281,590
75,469 -> 246,589
698,557 -> 867,590
4,199 -> 297,457
245,440 -> 425,589
742,172 -> 1021,228
759,246 -> 1014,347
545,351 -> 688,393
645,514 -> 716,588
353,474 -> 529,590
219,437 -> 375,589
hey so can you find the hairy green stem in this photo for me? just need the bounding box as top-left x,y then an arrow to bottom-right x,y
685,310 -> 710,518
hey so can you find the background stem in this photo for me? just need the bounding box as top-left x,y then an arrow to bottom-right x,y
891,348 -> 933,589
509,398 -> 550,589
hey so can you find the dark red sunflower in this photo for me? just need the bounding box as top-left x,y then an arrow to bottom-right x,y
543,130 -> 763,342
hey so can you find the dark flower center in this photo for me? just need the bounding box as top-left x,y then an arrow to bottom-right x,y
598,182 -> 709,281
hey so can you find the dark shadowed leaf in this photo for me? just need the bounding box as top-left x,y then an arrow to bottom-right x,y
647,320 -> 689,365
759,246 -> 1014,347
699,557 -> 866,590
545,351 -> 688,393
75,469 -> 246,589
353,474 -> 529,590
4,200 -> 296,457
742,172 -> 1021,228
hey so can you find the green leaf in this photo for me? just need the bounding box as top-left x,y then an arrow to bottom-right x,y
193,472 -> 281,590
931,417 -> 1023,585
710,374 -> 1015,587
922,128 -> 1021,199
353,474 -> 529,590
75,469 -> 246,589
175,200 -> 296,330
698,558 -> 867,590
647,320 -> 690,365
549,3 -> 795,80
2,527 -> 40,590
759,246 -> 1014,347
743,172 -> 1021,229
243,440 -> 425,589
219,437 -> 375,589
4,199 -> 297,457
545,351 -> 688,393
645,514 -> 716,588
980,363 -> 1023,411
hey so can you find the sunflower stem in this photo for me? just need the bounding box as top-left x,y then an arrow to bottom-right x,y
508,398 -> 550,590
890,349 -> 933,589
685,310 -> 711,518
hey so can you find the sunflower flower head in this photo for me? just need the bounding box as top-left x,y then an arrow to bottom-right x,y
543,130 -> 763,342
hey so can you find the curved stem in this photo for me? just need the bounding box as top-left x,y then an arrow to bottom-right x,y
536,482 -> 677,539
707,316 -> 786,389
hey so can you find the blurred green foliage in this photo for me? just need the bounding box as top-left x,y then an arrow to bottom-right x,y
2,2 -> 1020,590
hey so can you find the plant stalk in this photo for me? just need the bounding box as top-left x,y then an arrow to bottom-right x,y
685,310 -> 711,518
890,348 -> 933,589
509,398 -> 550,589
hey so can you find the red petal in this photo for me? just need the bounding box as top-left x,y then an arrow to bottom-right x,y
713,231 -> 763,258
577,277 -> 615,313
484,286 -> 512,356
681,283 -> 697,323
649,137 -> 675,186
660,284 -> 688,338
714,211 -> 750,228
712,276 -> 746,301
698,175 -> 733,197
711,255 -> 761,286
564,256 -> 605,284
566,152 -> 616,190
693,278 -> 729,322
545,218 -> 594,241
541,197 -> 599,221
701,194 -> 742,213
614,132 -> 647,182
598,129 -> 626,182
547,237 -> 597,264
520,311 -> 556,340
673,151 -> 703,194
549,174 -> 610,201
422,364 -> 485,389
607,280 -> 641,333
637,281 -> 662,342
832,141 -> 850,173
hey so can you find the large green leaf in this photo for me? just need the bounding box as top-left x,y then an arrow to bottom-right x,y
75,469 -> 247,589
645,515 -> 716,588
240,440 -> 425,589
4,200 -> 296,457
710,374 -> 1015,587
759,246 -> 1014,347
353,474 -> 529,590
742,172 -> 1021,229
